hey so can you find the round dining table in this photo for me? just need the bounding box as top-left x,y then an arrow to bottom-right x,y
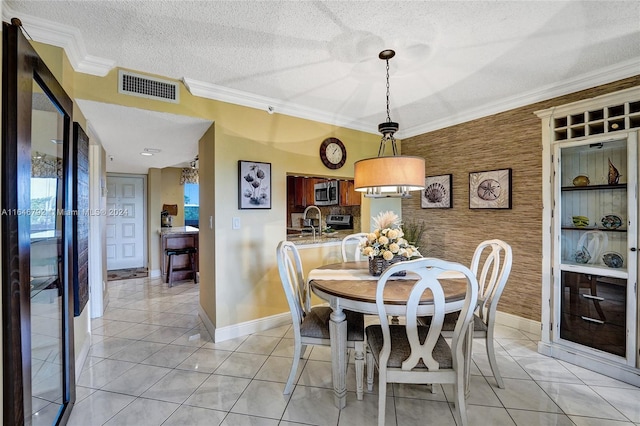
307,260 -> 470,409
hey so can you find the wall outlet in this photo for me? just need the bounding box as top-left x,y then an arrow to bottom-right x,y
232,217 -> 241,230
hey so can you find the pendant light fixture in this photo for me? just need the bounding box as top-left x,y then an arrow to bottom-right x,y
354,49 -> 425,198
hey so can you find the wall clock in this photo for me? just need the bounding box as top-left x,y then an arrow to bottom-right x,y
319,137 -> 346,169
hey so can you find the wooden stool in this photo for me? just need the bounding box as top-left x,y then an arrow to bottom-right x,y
165,247 -> 198,287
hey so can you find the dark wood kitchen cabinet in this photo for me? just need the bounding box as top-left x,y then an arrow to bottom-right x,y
289,176 -> 318,207
339,180 -> 361,206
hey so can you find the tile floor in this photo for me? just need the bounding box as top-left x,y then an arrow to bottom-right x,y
67,275 -> 640,426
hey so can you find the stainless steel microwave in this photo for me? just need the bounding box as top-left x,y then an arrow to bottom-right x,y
314,180 -> 339,206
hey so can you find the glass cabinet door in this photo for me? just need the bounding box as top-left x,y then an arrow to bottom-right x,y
554,136 -> 637,360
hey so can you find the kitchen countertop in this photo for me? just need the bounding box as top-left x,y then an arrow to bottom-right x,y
159,226 -> 199,235
286,229 -> 358,246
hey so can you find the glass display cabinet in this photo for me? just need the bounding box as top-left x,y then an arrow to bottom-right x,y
556,139 -> 633,358
537,87 -> 640,386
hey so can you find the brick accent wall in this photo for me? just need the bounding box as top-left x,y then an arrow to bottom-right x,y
402,76 -> 640,322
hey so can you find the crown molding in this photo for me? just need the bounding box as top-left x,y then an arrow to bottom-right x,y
2,5 -> 115,77
182,77 -> 375,135
402,58 -> 640,138
4,4 -> 637,138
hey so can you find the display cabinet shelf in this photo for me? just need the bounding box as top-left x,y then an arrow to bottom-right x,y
550,94 -> 640,142
561,226 -> 626,232
561,183 -> 627,192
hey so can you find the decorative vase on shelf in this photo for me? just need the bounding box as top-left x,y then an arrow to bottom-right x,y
368,255 -> 407,276
608,158 -> 620,185
572,175 -> 590,187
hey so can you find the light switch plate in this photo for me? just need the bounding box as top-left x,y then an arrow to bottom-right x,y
232,217 -> 241,230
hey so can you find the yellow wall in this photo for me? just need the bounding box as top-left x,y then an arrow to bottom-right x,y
147,168 -> 162,272
212,107 -> 378,327
198,125 -> 216,324
26,43 -> 382,335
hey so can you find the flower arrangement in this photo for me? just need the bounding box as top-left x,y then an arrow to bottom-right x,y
242,163 -> 268,205
360,211 -> 422,261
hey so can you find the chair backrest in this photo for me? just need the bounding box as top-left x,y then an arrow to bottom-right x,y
341,232 -> 369,262
276,241 -> 310,328
470,239 -> 512,323
376,258 -> 479,371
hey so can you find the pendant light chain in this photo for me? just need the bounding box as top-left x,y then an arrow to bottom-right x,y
354,48 -> 425,198
385,58 -> 391,123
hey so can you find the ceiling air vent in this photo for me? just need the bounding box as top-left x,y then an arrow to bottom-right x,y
118,70 -> 179,103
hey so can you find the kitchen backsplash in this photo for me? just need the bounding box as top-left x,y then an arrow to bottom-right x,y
289,205 -> 360,232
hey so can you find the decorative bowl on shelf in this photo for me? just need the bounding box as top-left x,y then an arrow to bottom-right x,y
602,252 -> 624,268
572,215 -> 589,228
572,175 -> 590,186
574,246 -> 591,264
601,214 -> 623,230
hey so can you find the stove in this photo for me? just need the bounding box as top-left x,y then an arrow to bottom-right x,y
326,214 -> 353,230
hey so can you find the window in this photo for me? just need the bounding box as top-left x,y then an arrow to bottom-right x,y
31,177 -> 58,234
184,183 -> 199,227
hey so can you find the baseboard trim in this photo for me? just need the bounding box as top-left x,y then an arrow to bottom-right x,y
495,311 -> 541,336
198,306 -> 292,343
214,312 -> 292,342
149,268 -> 162,278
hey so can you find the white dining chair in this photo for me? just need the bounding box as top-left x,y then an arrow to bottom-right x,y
340,232 -> 369,262
276,241 -> 366,397
420,239 -> 512,388
365,258 -> 479,426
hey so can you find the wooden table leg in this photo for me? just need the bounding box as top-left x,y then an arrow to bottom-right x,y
329,300 -> 347,409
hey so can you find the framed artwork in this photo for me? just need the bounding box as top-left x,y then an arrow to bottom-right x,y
238,160 -> 271,209
73,123 -> 90,316
421,174 -> 452,208
469,168 -> 512,209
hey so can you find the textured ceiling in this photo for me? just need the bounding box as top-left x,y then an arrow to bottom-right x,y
3,1 -> 640,173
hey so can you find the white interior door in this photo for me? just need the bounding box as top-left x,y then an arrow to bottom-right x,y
106,174 -> 146,270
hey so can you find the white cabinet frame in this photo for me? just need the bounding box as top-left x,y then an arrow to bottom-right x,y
537,87 -> 640,386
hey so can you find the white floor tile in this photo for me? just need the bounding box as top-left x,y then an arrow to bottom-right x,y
230,380 -> 291,419
66,390 -> 135,426
101,363 -> 171,396
515,356 -> 582,383
536,381 -> 629,421
507,408 -> 574,426
569,415 -> 636,426
65,277 -> 640,426
466,405 -> 515,426
492,378 -> 562,413
184,374 -> 251,411
221,413 -> 280,426
592,385 -> 640,422
176,347 -> 230,374
163,405 -> 227,426
140,344 -> 197,368
282,386 -> 341,426
76,358 -> 137,389
214,352 -> 268,378
235,334 -> 281,355
394,397 -> 456,425
103,396 -> 179,425
141,369 -> 210,404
